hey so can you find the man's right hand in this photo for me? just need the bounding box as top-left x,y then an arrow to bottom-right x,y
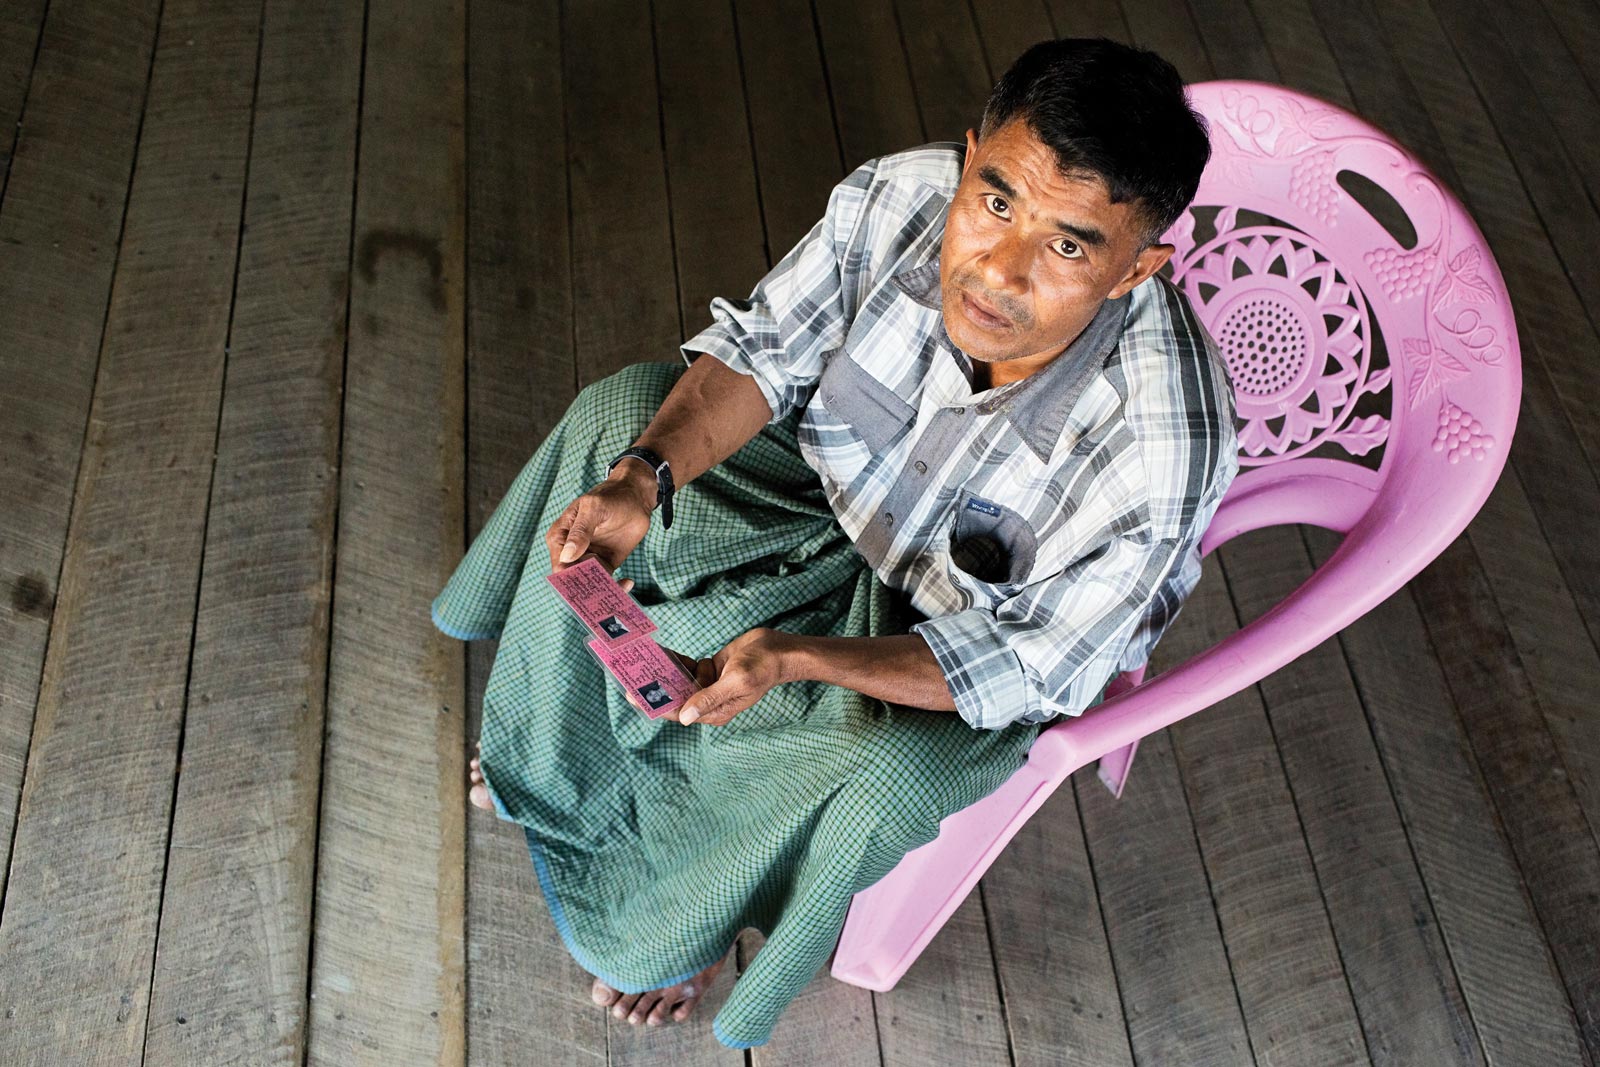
544,460 -> 659,590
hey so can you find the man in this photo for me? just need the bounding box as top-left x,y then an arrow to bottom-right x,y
439,37 -> 1238,1048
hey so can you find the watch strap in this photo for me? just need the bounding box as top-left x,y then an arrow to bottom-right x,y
608,446 -> 675,529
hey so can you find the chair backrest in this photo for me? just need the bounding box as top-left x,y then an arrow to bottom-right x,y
1033,82 -> 1521,773
1165,81 -> 1519,558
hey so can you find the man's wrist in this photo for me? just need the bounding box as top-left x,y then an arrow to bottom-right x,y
770,630 -> 814,685
605,456 -> 660,512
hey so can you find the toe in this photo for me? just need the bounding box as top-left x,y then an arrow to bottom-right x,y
469,783 -> 492,810
672,998 -> 695,1022
612,992 -> 642,1020
646,994 -> 679,1026
628,991 -> 661,1025
591,978 -> 621,1007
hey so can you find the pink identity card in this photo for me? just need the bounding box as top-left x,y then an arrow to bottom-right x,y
546,557 -> 656,647
547,557 -> 701,718
584,636 -> 700,719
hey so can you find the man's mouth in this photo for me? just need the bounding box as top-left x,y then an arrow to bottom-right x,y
961,291 -> 1010,329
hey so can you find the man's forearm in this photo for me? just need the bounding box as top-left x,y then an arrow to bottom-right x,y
607,354 -> 773,496
779,633 -> 958,713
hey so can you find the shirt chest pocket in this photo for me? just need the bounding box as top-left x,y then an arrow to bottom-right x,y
946,493 -> 1039,595
816,348 -> 916,452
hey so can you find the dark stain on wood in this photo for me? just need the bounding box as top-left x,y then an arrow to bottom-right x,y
355,228 -> 445,312
10,573 -> 52,618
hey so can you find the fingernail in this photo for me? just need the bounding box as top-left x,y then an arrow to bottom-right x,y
680,706 -> 698,723
559,541 -> 579,563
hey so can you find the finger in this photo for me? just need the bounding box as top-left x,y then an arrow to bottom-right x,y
620,577 -> 635,593
680,681 -> 736,725
694,658 -> 717,688
694,704 -> 741,727
557,501 -> 593,564
545,500 -> 580,565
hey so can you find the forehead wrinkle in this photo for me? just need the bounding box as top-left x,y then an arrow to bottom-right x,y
975,161 -> 1109,249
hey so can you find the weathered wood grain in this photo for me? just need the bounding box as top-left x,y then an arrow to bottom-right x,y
655,0 -> 769,358
1076,716 -> 1254,1065
0,0 -> 161,909
731,0 -> 846,263
138,1 -> 363,1064
1169,551 -> 1371,1067
812,0 -> 925,161
1297,526 -> 1589,1067
565,0 -> 680,389
985,785 -> 1136,1067
0,0 -> 48,195
874,893 -> 1012,1067
303,0 -> 468,1060
0,0 -> 263,1060
895,0 -> 993,143
1402,535 -> 1600,1059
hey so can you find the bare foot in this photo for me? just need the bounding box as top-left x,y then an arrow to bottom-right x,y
468,740 -> 493,811
589,946 -> 731,1026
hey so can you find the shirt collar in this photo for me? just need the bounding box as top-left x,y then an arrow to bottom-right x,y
891,250 -> 1131,463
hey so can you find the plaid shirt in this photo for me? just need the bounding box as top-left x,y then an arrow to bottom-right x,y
679,143 -> 1239,730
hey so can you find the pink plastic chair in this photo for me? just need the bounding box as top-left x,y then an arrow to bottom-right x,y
831,80 -> 1521,991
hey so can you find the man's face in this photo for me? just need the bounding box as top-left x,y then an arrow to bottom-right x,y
939,119 -> 1176,383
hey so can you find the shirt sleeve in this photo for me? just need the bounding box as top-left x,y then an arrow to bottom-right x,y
1117,458 -> 1237,673
909,528 -> 1189,730
678,158 -> 877,423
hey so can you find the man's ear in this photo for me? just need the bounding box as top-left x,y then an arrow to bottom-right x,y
1108,242 -> 1174,300
962,127 -> 978,176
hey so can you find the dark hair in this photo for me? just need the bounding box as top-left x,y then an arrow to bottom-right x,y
979,38 -> 1211,251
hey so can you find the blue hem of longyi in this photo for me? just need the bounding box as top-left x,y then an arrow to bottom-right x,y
429,601 -> 499,641
486,779 -> 514,822
520,826 -> 735,1002
712,1015 -> 765,1048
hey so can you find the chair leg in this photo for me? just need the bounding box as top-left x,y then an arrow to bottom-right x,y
830,663 -> 1148,990
1095,739 -> 1140,799
830,759 -> 1058,992
1094,664 -> 1148,799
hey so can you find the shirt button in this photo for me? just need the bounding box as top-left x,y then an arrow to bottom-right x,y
953,406 -> 965,415
913,460 -> 927,474
882,512 -> 894,526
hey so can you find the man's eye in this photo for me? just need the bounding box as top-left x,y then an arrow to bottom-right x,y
984,194 -> 1009,217
1055,239 -> 1082,259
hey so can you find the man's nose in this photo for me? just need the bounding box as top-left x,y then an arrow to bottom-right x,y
978,233 -> 1032,296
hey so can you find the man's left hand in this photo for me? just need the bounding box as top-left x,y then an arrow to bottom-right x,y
674,627 -> 793,726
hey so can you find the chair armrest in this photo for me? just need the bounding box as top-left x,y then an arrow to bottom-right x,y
1026,515 -> 1411,780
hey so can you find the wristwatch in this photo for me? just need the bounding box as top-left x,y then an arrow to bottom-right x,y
607,446 -> 676,529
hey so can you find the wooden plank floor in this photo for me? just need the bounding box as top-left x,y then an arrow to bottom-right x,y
1,0 -> 1596,1064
